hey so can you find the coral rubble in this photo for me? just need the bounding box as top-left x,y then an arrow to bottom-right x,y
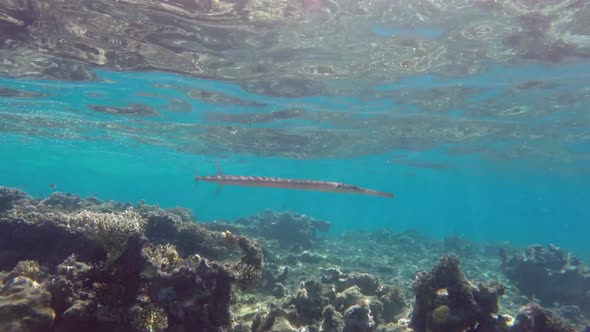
248,268 -> 408,332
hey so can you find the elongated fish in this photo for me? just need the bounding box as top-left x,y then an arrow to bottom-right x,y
195,163 -> 394,198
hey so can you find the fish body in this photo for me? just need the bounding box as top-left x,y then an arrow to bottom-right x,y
195,164 -> 394,198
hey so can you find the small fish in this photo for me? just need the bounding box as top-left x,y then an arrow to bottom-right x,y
49,183 -> 57,189
195,163 -> 394,198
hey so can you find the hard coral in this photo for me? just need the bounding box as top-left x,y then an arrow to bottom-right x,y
501,244 -> 590,310
141,243 -> 181,277
278,270 -> 406,331
0,186 -> 267,332
71,209 -> 146,263
431,305 -> 451,325
130,303 -> 168,332
8,260 -> 42,281
233,210 -> 331,249
227,232 -> 265,289
511,302 -> 576,332
410,254 -> 507,332
0,276 -> 55,332
0,186 -> 27,212
144,210 -> 224,258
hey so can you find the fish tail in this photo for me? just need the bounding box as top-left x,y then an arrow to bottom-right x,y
194,162 -> 199,182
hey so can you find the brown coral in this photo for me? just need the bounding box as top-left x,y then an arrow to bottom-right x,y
141,243 -> 181,276
9,260 -> 42,281
0,276 -> 56,332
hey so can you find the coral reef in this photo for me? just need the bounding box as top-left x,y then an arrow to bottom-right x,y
511,303 -> 576,332
215,209 -> 331,250
0,186 -> 264,332
0,267 -> 55,332
247,268 -> 408,332
501,244 -> 590,310
409,254 -> 579,332
0,186 -> 584,332
410,254 -> 508,332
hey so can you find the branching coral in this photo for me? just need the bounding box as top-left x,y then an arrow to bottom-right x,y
130,303 -> 168,332
69,209 -> 146,263
234,263 -> 263,289
8,260 -> 41,281
140,243 -> 181,278
145,244 -> 181,270
220,231 -> 265,288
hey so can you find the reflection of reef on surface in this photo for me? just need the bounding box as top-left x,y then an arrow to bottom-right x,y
0,186 -> 587,331
0,88 -> 47,98
1,0 -> 590,92
204,108 -> 307,125
89,104 -> 159,117
1,98 -> 589,171
1,64 -> 588,171
2,0 -> 590,175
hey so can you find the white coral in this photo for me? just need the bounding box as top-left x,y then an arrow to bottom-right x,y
69,209 -> 146,235
67,209 -> 146,262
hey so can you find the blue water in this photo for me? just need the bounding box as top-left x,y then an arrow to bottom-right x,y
1,66 -> 589,257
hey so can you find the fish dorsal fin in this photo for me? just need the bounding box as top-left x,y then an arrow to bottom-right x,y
215,161 -> 224,176
215,184 -> 223,196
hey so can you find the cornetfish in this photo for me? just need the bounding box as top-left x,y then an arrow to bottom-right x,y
195,163 -> 394,198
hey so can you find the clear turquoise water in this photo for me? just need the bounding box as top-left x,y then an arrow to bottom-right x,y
1,65 -> 589,256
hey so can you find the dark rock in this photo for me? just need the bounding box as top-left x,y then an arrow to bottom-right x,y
299,251 -> 323,264
376,323 -> 405,332
336,272 -> 380,296
410,254 -> 506,332
0,213 -> 107,270
289,280 -> 336,325
0,187 -> 27,212
377,286 -> 406,323
286,254 -> 298,266
272,283 -> 286,299
233,210 -> 331,249
510,302 -> 575,332
322,305 -> 345,332
0,186 -> 264,332
501,244 -> 590,310
0,276 -> 55,332
343,304 -> 375,332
